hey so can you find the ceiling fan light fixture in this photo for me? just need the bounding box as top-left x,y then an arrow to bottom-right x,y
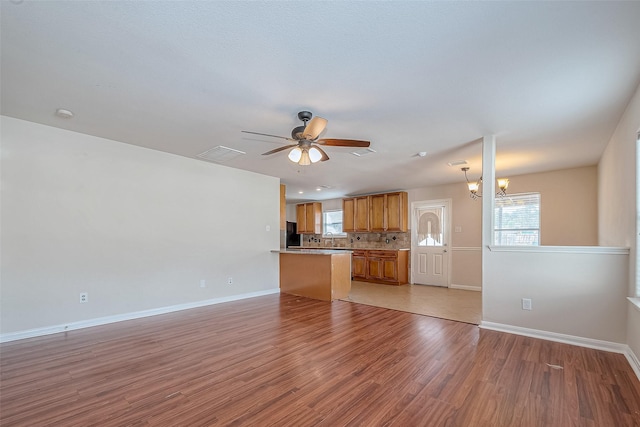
308,147 -> 323,163
288,147 -> 302,163
298,149 -> 311,166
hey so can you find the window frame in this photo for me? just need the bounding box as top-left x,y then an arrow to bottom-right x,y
322,209 -> 347,238
493,192 -> 541,246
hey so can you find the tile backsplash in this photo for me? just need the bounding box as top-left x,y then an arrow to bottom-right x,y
301,232 -> 410,249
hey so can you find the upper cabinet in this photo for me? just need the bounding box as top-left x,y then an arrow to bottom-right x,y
343,191 -> 407,233
296,202 -> 322,234
343,196 -> 370,232
385,192 -> 408,232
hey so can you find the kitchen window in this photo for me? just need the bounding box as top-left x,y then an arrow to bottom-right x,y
494,193 -> 540,246
323,210 -> 346,237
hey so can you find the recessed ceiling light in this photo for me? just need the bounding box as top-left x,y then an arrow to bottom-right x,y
298,191 -> 303,194
417,151 -> 427,157
316,187 -> 322,191
447,160 -> 468,166
55,108 -> 74,119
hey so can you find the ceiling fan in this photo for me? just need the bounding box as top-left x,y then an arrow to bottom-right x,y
241,111 -> 370,165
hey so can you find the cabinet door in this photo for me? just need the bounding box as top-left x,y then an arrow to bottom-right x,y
369,194 -> 386,232
355,196 -> 370,231
306,203 -> 317,234
367,258 -> 383,280
296,204 -> 307,233
385,192 -> 408,232
343,198 -> 355,232
381,259 -> 398,281
352,254 -> 367,279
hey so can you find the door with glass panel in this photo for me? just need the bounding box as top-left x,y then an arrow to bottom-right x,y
411,200 -> 451,287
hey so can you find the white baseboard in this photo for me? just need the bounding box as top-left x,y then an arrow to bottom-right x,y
0,288 -> 281,343
450,284 -> 482,292
626,345 -> 640,382
480,321 -> 640,382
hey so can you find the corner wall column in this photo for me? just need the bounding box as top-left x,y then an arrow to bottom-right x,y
481,134 -> 496,319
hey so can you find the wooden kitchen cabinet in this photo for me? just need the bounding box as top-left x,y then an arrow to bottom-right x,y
343,198 -> 355,232
367,251 -> 400,282
354,196 -> 369,231
385,192 -> 408,232
296,202 -> 322,234
351,250 -> 367,280
343,191 -> 407,233
351,249 -> 409,285
369,194 -> 386,232
343,196 -> 369,232
369,192 -> 408,232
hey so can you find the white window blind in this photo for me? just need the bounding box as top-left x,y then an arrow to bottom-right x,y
494,193 -> 540,246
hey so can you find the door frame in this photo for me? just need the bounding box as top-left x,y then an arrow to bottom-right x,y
410,198 -> 452,286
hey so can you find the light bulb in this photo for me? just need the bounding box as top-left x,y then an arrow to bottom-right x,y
288,147 -> 302,163
308,147 -> 322,163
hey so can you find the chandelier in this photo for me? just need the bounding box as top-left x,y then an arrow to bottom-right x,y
461,167 -> 509,199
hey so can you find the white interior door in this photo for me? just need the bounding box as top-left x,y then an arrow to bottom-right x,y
411,199 -> 451,287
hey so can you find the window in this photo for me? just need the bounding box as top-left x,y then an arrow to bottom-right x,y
323,210 -> 346,237
494,193 -> 540,246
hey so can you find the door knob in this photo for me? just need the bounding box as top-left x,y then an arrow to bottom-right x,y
443,249 -> 448,253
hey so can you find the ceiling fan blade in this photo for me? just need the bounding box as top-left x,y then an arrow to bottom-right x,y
313,145 -> 330,162
242,130 -> 295,141
317,138 -> 370,147
262,144 -> 298,156
301,117 -> 327,140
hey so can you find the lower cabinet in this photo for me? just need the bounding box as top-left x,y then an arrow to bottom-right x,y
352,250 -> 367,280
351,250 -> 409,285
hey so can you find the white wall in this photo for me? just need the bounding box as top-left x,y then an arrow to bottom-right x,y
483,247 -> 628,343
598,80 -> 640,359
1,117 -> 280,336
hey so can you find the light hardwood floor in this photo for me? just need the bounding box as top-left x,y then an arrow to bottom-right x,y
344,281 -> 482,324
1,293 -> 639,426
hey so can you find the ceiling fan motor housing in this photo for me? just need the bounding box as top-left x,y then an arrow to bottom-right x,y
297,111 -> 313,122
291,125 -> 306,140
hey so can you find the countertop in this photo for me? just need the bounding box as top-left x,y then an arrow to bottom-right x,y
286,246 -> 410,251
272,249 -> 353,255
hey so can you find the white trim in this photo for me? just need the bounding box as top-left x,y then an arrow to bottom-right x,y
451,246 -> 482,252
487,245 -> 629,255
0,288 -> 281,343
480,321 -> 640,381
627,346 -> 640,382
629,297 -> 640,312
450,284 -> 482,292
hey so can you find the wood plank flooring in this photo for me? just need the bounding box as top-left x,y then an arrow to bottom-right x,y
1,293 -> 639,426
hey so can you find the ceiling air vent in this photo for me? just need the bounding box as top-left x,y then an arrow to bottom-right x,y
197,146 -> 246,163
447,160 -> 468,167
350,148 -> 376,157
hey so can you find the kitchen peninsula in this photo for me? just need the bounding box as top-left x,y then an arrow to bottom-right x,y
273,249 -> 352,302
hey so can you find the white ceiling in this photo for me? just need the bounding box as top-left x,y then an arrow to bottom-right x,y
2,1 -> 640,203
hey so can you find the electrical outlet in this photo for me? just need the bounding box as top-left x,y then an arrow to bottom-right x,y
80,292 -> 88,303
200,279 -> 206,288
522,298 -> 532,310
227,277 -> 233,285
